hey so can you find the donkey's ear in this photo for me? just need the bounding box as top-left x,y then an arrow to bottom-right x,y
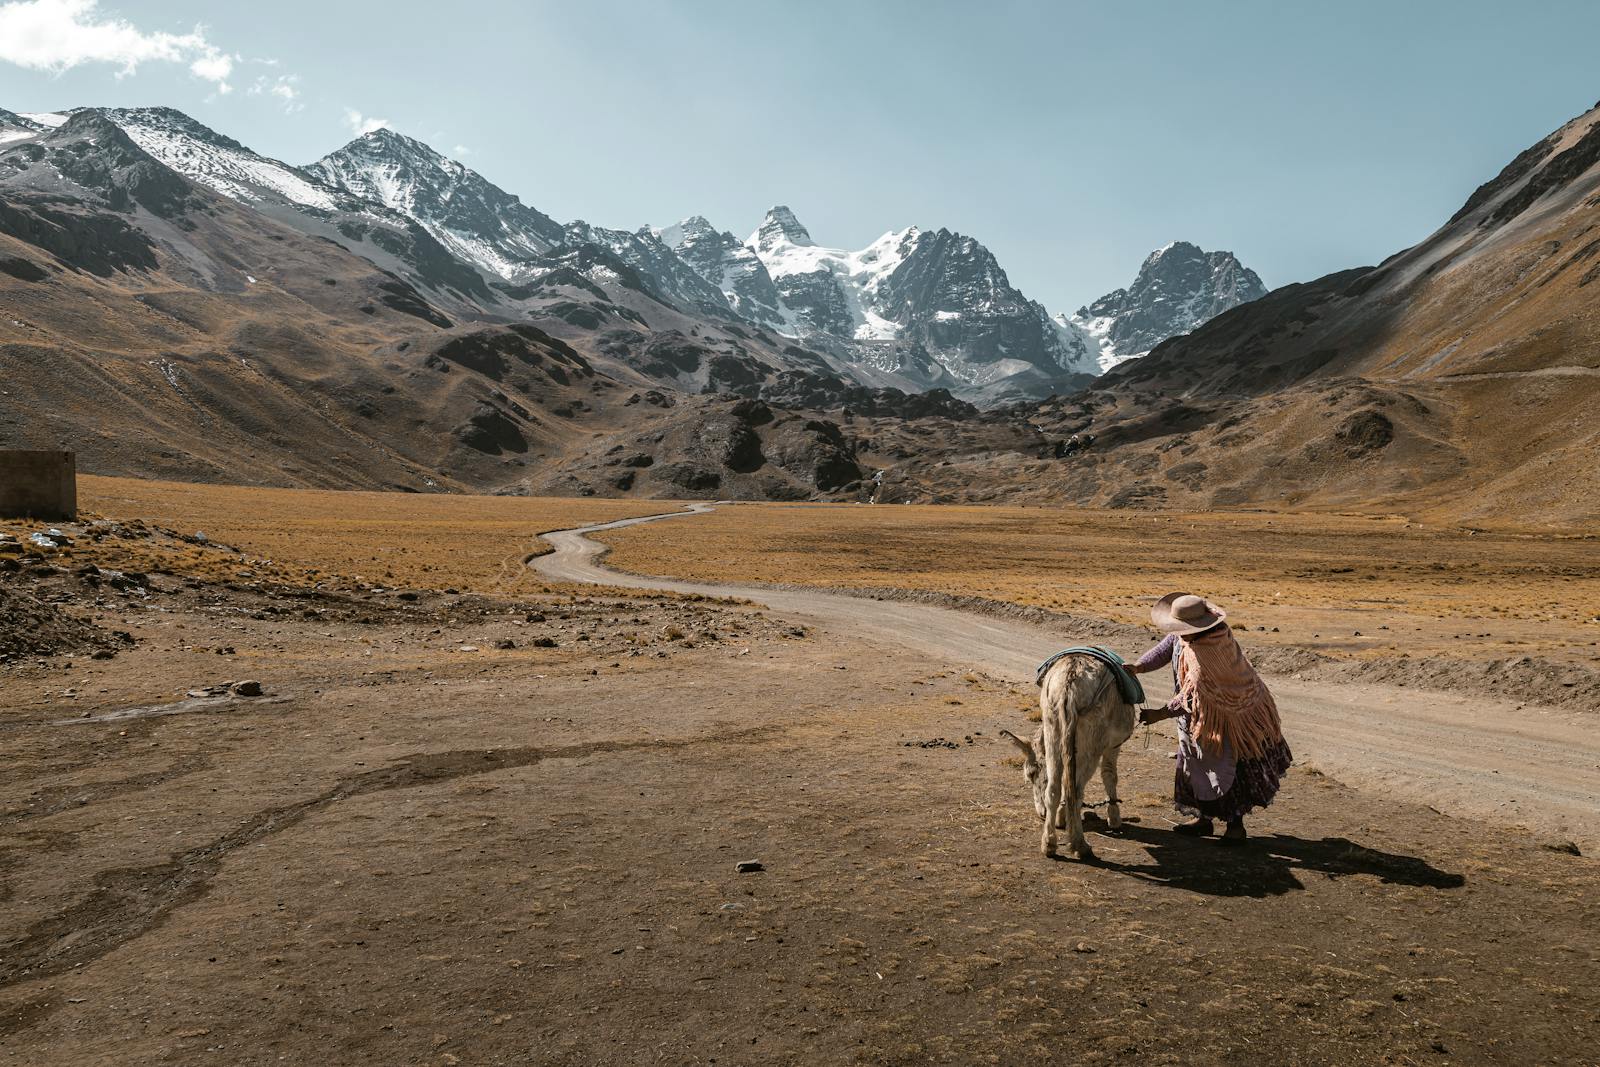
998,729 -> 1034,759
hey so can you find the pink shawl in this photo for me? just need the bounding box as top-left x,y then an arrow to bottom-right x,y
1177,624 -> 1284,760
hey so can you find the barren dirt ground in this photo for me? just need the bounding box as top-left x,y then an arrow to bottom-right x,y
2,484 -> 1597,1065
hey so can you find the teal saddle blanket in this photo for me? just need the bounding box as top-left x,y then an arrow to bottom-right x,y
1034,646 -> 1145,706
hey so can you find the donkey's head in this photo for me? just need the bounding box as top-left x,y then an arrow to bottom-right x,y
998,728 -> 1046,820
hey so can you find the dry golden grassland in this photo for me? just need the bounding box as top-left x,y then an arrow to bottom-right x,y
600,501 -> 1600,667
31,481 -> 1598,668
70,476 -> 660,593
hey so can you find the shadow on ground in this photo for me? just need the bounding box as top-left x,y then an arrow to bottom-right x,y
1079,817 -> 1467,897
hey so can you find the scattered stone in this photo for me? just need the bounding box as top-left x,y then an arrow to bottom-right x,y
1074,942 -> 1097,954
495,638 -> 516,650
1543,840 -> 1582,856
903,738 -> 960,750
91,649 -> 116,660
736,860 -> 764,874
232,680 -> 264,697
531,637 -> 558,648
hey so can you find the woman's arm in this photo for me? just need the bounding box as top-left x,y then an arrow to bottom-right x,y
1125,633 -> 1177,675
1139,692 -> 1188,725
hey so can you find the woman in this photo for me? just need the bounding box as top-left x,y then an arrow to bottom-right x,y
1125,593 -> 1291,844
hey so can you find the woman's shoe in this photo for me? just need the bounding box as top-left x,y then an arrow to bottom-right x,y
1173,817 -> 1214,836
1218,819 -> 1248,845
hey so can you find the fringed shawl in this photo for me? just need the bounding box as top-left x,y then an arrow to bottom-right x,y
1177,624 -> 1284,760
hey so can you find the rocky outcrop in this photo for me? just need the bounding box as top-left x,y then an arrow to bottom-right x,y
658,215 -> 788,329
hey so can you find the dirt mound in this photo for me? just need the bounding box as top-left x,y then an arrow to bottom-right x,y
1339,653 -> 1600,712
0,583 -> 120,660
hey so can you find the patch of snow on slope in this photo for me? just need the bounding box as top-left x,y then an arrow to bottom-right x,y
1056,310 -> 1127,372
20,112 -> 68,128
112,114 -> 340,210
751,224 -> 920,340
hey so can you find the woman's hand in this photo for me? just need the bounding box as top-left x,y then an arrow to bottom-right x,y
1123,661 -> 1144,675
1138,706 -> 1172,725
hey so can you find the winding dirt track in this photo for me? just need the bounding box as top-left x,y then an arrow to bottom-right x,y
537,505 -> 1599,850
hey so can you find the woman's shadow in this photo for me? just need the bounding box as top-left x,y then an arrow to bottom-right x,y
1078,815 -> 1467,898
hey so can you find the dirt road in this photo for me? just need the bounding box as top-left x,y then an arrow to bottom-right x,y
539,506 -> 1600,852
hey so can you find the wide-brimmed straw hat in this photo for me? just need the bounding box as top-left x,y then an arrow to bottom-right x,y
1151,592 -> 1227,636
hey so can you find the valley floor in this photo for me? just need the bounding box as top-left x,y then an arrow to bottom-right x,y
1,481 -> 1596,1064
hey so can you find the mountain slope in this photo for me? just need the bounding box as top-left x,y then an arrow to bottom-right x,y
307,129 -> 564,281
92,107 -> 495,307
0,108 -> 876,496
1046,101 -> 1600,526
1065,241 -> 1267,370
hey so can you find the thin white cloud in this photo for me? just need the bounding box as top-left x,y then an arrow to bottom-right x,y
452,144 -> 471,157
0,0 -> 244,92
249,72 -> 301,113
343,107 -> 389,136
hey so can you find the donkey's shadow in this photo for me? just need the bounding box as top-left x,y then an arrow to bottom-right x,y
1075,816 -> 1466,898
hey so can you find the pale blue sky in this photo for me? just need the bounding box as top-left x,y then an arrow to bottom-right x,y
3,0 -> 1598,309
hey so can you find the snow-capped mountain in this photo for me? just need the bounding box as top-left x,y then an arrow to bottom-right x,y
746,208 -> 916,340
1065,241 -> 1266,370
0,108 -> 51,145
656,215 -> 788,330
20,100 -> 1193,402
105,107 -> 357,212
662,206 -> 1099,396
308,128 -> 565,281
562,220 -> 736,320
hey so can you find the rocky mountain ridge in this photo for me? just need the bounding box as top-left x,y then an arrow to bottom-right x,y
308,128 -> 565,281
8,95 -> 1589,525
15,103 -> 1264,403
1064,241 -> 1267,370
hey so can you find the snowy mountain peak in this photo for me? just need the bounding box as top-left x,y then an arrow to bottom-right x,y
1142,239 -> 1199,266
100,105 -> 351,212
308,131 -> 564,281
751,205 -> 814,252
1067,240 -> 1267,370
348,127 -> 457,171
655,214 -> 717,250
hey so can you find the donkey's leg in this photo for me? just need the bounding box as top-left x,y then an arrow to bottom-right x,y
1041,712 -> 1064,858
1101,749 -> 1123,830
1065,721 -> 1091,860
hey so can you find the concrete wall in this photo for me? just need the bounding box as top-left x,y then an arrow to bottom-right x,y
0,450 -> 77,521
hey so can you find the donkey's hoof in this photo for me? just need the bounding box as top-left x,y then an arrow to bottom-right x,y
1043,839 -> 1058,858
1075,846 -> 1098,864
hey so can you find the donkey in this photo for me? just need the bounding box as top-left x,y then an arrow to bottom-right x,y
1000,654 -> 1137,860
